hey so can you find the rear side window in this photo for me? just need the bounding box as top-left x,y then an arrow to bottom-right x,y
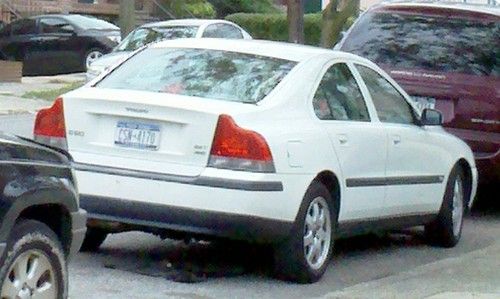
313,63 -> 370,121
356,65 -> 415,124
11,19 -> 37,35
202,24 -> 243,39
0,24 -> 11,38
342,11 -> 500,77
115,26 -> 199,52
97,48 -> 296,103
40,18 -> 75,34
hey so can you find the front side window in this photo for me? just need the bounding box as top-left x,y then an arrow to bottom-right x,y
97,48 -> 296,104
313,63 -> 370,121
11,19 -> 37,36
40,18 -> 75,34
356,65 -> 415,124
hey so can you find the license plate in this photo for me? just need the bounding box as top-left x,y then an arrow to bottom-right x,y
411,96 -> 436,111
114,121 -> 160,150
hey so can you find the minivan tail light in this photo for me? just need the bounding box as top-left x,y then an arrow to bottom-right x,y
34,97 -> 67,149
208,114 -> 275,173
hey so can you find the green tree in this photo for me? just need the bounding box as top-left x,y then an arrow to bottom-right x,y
320,0 -> 359,48
208,0 -> 279,18
158,0 -> 216,18
119,0 -> 135,38
287,0 -> 304,44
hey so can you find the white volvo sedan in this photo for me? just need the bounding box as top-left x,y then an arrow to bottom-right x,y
33,39 -> 478,283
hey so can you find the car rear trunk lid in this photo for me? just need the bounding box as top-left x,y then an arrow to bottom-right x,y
63,88 -> 237,177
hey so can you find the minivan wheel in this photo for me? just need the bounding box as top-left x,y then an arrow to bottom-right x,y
0,219 -> 67,299
425,166 -> 466,247
273,181 -> 336,283
80,228 -> 108,252
84,48 -> 104,70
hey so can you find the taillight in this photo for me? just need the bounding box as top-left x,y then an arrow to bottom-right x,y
208,114 -> 275,173
33,97 -> 67,149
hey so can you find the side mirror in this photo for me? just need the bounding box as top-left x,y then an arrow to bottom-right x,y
420,108 -> 442,126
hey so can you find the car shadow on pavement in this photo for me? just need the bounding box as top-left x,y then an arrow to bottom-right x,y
471,186 -> 500,218
93,229 -> 433,284
88,192 -> 498,284
97,238 -> 275,283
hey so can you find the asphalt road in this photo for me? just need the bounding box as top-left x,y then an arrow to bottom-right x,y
1,113 -> 499,299
69,213 -> 499,299
0,113 -> 34,138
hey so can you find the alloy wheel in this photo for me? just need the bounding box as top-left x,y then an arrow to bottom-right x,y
1,249 -> 57,299
85,51 -> 103,69
451,177 -> 464,237
303,196 -> 331,270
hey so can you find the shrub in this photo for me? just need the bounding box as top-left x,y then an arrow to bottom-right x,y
209,0 -> 280,18
226,13 -> 323,46
159,0 -> 216,18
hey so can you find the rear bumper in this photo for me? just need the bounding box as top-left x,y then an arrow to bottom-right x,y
73,162 -> 283,192
69,209 -> 87,259
73,163 -> 310,242
81,196 -> 294,242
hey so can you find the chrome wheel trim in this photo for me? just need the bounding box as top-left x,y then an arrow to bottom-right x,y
451,177 -> 464,237
303,196 -> 331,270
1,249 -> 57,299
85,51 -> 103,69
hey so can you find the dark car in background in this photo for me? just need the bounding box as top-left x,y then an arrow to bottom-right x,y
337,2 -> 499,189
0,133 -> 86,298
0,14 -> 120,75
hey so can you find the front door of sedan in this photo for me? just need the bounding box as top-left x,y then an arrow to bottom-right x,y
37,17 -> 81,74
355,64 -> 449,215
312,62 -> 388,221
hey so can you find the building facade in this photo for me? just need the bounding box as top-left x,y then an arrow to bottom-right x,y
0,0 -> 159,24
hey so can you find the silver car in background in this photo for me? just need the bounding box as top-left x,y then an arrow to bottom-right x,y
86,19 -> 252,81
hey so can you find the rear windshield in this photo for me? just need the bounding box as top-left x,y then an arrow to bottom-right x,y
97,48 -> 296,103
115,26 -> 199,52
342,11 -> 500,77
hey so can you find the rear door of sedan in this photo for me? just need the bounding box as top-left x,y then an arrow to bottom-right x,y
354,64 -> 449,215
311,61 -> 388,221
0,19 -> 38,61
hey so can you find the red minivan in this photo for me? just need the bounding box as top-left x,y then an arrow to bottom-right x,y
337,2 -> 499,189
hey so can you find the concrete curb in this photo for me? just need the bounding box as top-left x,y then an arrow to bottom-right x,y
322,241 -> 500,299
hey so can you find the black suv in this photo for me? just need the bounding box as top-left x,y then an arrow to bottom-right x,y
0,133 -> 86,298
0,14 -> 120,75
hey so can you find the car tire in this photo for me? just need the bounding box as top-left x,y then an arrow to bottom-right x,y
273,181 -> 336,283
0,219 -> 67,299
84,48 -> 104,70
425,166 -> 466,248
80,227 -> 108,252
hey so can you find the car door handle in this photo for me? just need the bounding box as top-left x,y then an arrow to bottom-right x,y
29,37 -> 45,42
338,134 -> 348,145
392,135 -> 401,145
